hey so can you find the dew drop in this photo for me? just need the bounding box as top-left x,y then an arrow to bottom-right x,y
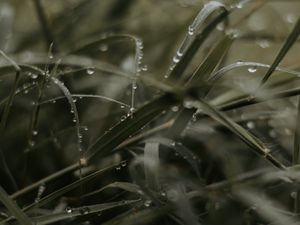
73,119 -> 77,123
246,121 -> 255,129
144,200 -> 152,207
171,106 -> 179,112
65,207 -> 73,213
120,105 -> 125,109
248,66 -> 257,73
32,130 -> 38,136
99,44 -> 108,52
173,56 -> 180,63
188,25 -> 195,35
80,207 -> 90,215
286,13 -> 297,24
115,166 -> 121,170
86,68 -> 95,75
121,161 -> 127,167
121,115 -> 127,121
256,39 -> 270,49
141,65 -> 148,71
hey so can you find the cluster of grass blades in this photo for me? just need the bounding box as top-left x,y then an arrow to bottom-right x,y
1,0 -> 300,224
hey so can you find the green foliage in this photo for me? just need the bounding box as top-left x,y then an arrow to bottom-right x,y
0,0 -> 300,225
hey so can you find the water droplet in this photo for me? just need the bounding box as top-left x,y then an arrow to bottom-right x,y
99,44 -> 108,52
160,191 -> 166,197
32,130 -> 38,136
217,23 -> 225,31
73,119 -> 77,123
80,207 -> 90,215
173,56 -> 180,63
28,140 -> 35,147
286,13 -> 297,24
164,74 -> 169,79
115,166 -> 121,170
291,192 -> 297,199
121,115 -> 127,121
121,161 -> 127,167
24,90 -> 29,94
141,65 -> 148,71
72,98 -> 77,103
51,100 -> 56,103
84,127 -> 89,131
144,200 -> 152,207
269,129 -> 277,138
120,105 -> 125,109
248,66 -> 257,73
86,68 -> 95,75
188,25 -> 195,35
256,39 -> 270,49
236,3 -> 243,9
284,128 -> 292,136
246,121 -> 255,129
171,106 -> 179,112
65,207 -> 73,213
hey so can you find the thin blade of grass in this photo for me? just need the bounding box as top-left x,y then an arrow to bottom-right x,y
235,188 -> 298,225
22,161 -> 125,212
166,1 -> 228,80
34,200 -> 140,225
260,17 -> 300,85
0,186 -> 32,225
86,94 -> 178,161
193,99 -> 286,169
144,142 -> 160,191
186,34 -> 234,85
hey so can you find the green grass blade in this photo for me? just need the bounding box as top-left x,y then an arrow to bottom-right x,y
86,94 -> 178,161
22,161 -> 124,212
193,99 -> 286,169
186,34 -> 233,85
34,200 -> 140,225
0,186 -> 32,225
167,1 -> 228,80
236,188 -> 298,225
260,17 -> 300,85
144,142 -> 160,191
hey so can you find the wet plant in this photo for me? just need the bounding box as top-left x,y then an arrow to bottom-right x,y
1,0 -> 300,224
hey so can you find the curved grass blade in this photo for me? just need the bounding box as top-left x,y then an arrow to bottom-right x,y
260,17 -> 300,85
82,182 -> 142,199
293,96 -> 300,213
186,34 -> 234,86
0,186 -> 32,225
235,188 -> 298,225
86,94 -> 178,161
33,199 -> 140,225
144,142 -> 160,191
166,1 -> 228,80
146,137 -> 201,178
193,99 -> 286,169
40,94 -> 129,108
22,161 -> 125,212
0,50 -> 21,192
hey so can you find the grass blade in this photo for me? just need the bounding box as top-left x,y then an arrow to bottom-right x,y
0,186 -> 32,225
260,17 -> 300,85
193,99 -> 286,169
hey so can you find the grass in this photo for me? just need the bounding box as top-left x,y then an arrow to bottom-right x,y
1,0 -> 300,224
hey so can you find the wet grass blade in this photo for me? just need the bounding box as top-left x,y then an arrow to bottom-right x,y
167,1 -> 228,80
22,162 -> 124,212
260,17 -> 300,85
144,142 -> 160,191
33,200 -> 140,225
186,35 -> 233,85
86,94 -> 178,161
193,99 -> 286,169
0,186 -> 32,225
236,188 -> 298,225
293,96 -> 300,213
